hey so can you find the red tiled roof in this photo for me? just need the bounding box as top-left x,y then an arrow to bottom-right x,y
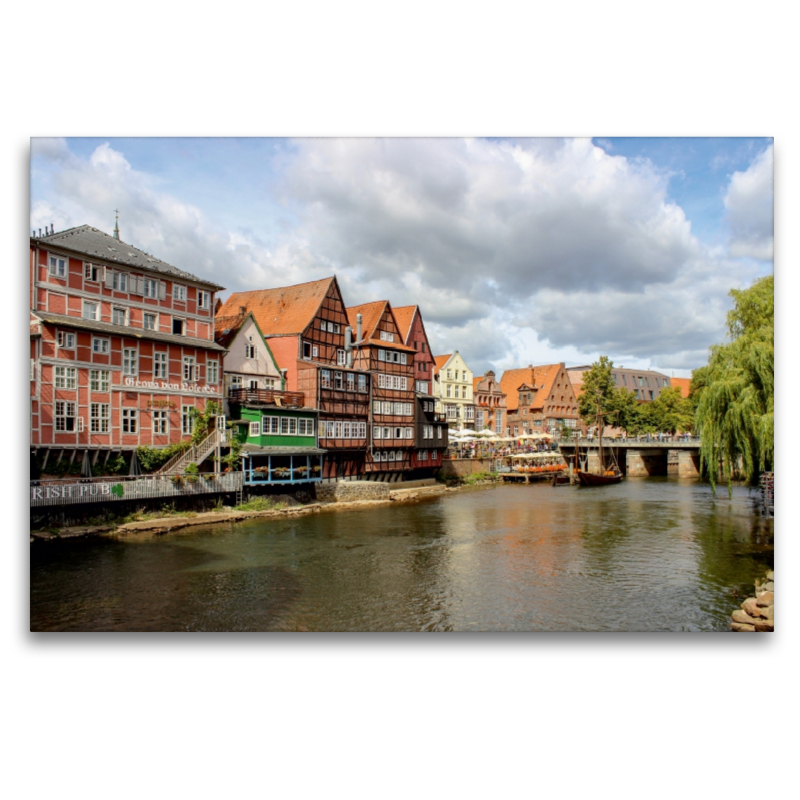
433,354 -> 452,376
346,301 -> 417,352
214,312 -> 247,349
216,277 -> 334,337
392,305 -> 418,343
671,377 -> 691,398
500,364 -> 563,411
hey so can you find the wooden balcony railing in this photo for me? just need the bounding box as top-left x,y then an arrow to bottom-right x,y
228,388 -> 305,408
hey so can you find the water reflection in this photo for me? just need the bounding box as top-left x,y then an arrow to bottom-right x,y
31,480 -> 773,632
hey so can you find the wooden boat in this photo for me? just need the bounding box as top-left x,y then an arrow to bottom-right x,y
576,405 -> 624,487
551,473 -> 571,486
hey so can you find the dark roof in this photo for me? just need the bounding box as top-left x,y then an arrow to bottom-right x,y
240,445 -> 327,456
31,311 -> 227,351
31,225 -> 224,290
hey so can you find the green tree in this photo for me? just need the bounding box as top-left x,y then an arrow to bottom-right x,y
608,387 -> 643,435
647,386 -> 694,434
578,356 -> 616,426
694,274 -> 774,493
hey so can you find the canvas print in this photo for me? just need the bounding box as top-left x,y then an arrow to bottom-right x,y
29,137 -> 774,632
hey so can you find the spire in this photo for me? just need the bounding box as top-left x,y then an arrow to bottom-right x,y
113,209 -> 120,240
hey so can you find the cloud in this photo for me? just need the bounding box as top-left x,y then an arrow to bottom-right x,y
724,144 -> 773,261
30,137 -> 769,377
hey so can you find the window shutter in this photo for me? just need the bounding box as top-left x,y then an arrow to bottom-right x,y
130,277 -> 142,295
159,281 -> 166,300
77,418 -> 85,432
104,269 -> 114,289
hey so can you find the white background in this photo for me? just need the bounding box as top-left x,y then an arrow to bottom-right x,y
5,2 -> 793,798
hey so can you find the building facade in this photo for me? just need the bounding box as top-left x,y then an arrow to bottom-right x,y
501,363 -> 581,436
394,305 -> 449,472
472,371 -> 507,434
215,277 -> 371,479
567,365 -> 673,402
433,352 -> 474,430
30,224 -> 225,468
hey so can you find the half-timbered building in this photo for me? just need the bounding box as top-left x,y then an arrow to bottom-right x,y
29,223 -> 225,470
215,277 -> 371,478
347,301 -> 417,477
393,305 -> 448,472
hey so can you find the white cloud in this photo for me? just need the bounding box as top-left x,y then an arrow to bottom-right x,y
724,144 -> 773,261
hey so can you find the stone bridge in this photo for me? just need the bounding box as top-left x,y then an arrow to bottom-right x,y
558,438 -> 702,478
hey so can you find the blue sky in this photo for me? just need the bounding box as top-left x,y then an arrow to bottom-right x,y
30,136 -> 773,378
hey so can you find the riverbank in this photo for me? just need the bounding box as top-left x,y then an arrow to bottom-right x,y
730,571 -> 774,632
30,481 -> 489,542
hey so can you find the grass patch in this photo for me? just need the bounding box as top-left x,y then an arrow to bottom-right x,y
461,471 -> 499,486
236,497 -> 287,512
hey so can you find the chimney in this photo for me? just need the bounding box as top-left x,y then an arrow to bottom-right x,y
356,313 -> 363,344
239,306 -> 246,316
344,326 -> 353,367
38,229 -> 42,237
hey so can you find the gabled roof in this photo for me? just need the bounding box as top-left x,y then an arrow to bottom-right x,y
346,301 -> 416,352
433,354 -> 452,376
216,277 -> 336,337
392,305 -> 418,343
31,225 -> 223,289
214,312 -> 248,349
500,364 -> 564,411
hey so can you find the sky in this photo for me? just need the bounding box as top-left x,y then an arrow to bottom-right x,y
29,136 -> 773,378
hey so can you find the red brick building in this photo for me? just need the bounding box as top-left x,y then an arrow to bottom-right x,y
216,277 -> 371,479
472,371 -> 507,434
500,363 -> 580,437
30,224 -> 225,467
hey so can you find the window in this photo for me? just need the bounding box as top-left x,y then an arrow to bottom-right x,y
207,360 -> 219,385
54,366 -> 77,389
343,421 -> 352,438
84,263 -> 101,282
173,284 -> 186,301
446,385 -> 451,398
380,330 -> 394,342
421,342 -> 426,353
420,450 -> 428,462
249,421 -> 261,437
378,350 -> 386,362
143,278 -> 159,298
90,370 -> 110,392
325,421 -> 335,438
302,341 -> 312,360
91,403 -> 110,433
83,301 -> 99,321
346,372 -> 355,391
172,318 -> 185,335
55,401 -> 77,431
321,370 -> 331,388
92,337 -> 110,354
404,427 -> 413,439
152,410 -> 168,435
123,349 -> 137,376
388,450 -> 396,462
383,427 -> 390,439
400,353 -> 407,365
416,380 -> 429,394
280,417 -> 290,435
312,345 -> 319,358
248,379 -> 259,390
299,418 -> 315,436
182,406 -> 195,435
57,331 -> 76,349
437,426 -> 442,439
373,400 -> 381,414
638,376 -> 644,386
244,342 -> 256,359
265,377 -> 277,390
143,313 -> 157,330
335,421 -> 343,438
154,352 -> 168,379
663,378 -> 669,387
122,408 -> 138,433
113,307 -> 128,326
183,357 -> 196,381
466,407 -> 474,420
112,272 -> 129,292
358,422 -> 366,438
382,401 -> 392,414
198,290 -> 210,309
649,390 -> 654,400
462,371 -> 467,382
289,418 -> 298,435
358,374 -> 367,393
337,349 -> 346,366
334,371 -> 343,390
48,255 -> 68,278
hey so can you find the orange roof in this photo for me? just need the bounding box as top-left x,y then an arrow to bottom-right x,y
433,354 -> 452,376
473,376 -> 482,391
346,301 -> 416,352
215,277 -> 334,337
214,312 -> 247,349
392,305 -> 418,343
500,364 -> 563,411
671,377 -> 691,398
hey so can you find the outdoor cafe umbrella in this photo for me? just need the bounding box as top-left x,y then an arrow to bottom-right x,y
81,450 -> 92,478
128,449 -> 142,477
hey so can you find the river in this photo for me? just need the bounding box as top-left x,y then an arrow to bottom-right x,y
30,479 -> 774,631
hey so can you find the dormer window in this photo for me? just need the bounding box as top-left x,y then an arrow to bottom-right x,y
379,330 -> 394,342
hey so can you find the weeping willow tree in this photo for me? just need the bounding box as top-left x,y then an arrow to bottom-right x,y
694,274 -> 774,494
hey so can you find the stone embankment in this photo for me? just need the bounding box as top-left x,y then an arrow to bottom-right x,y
31,480 -> 457,540
730,571 -> 774,632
